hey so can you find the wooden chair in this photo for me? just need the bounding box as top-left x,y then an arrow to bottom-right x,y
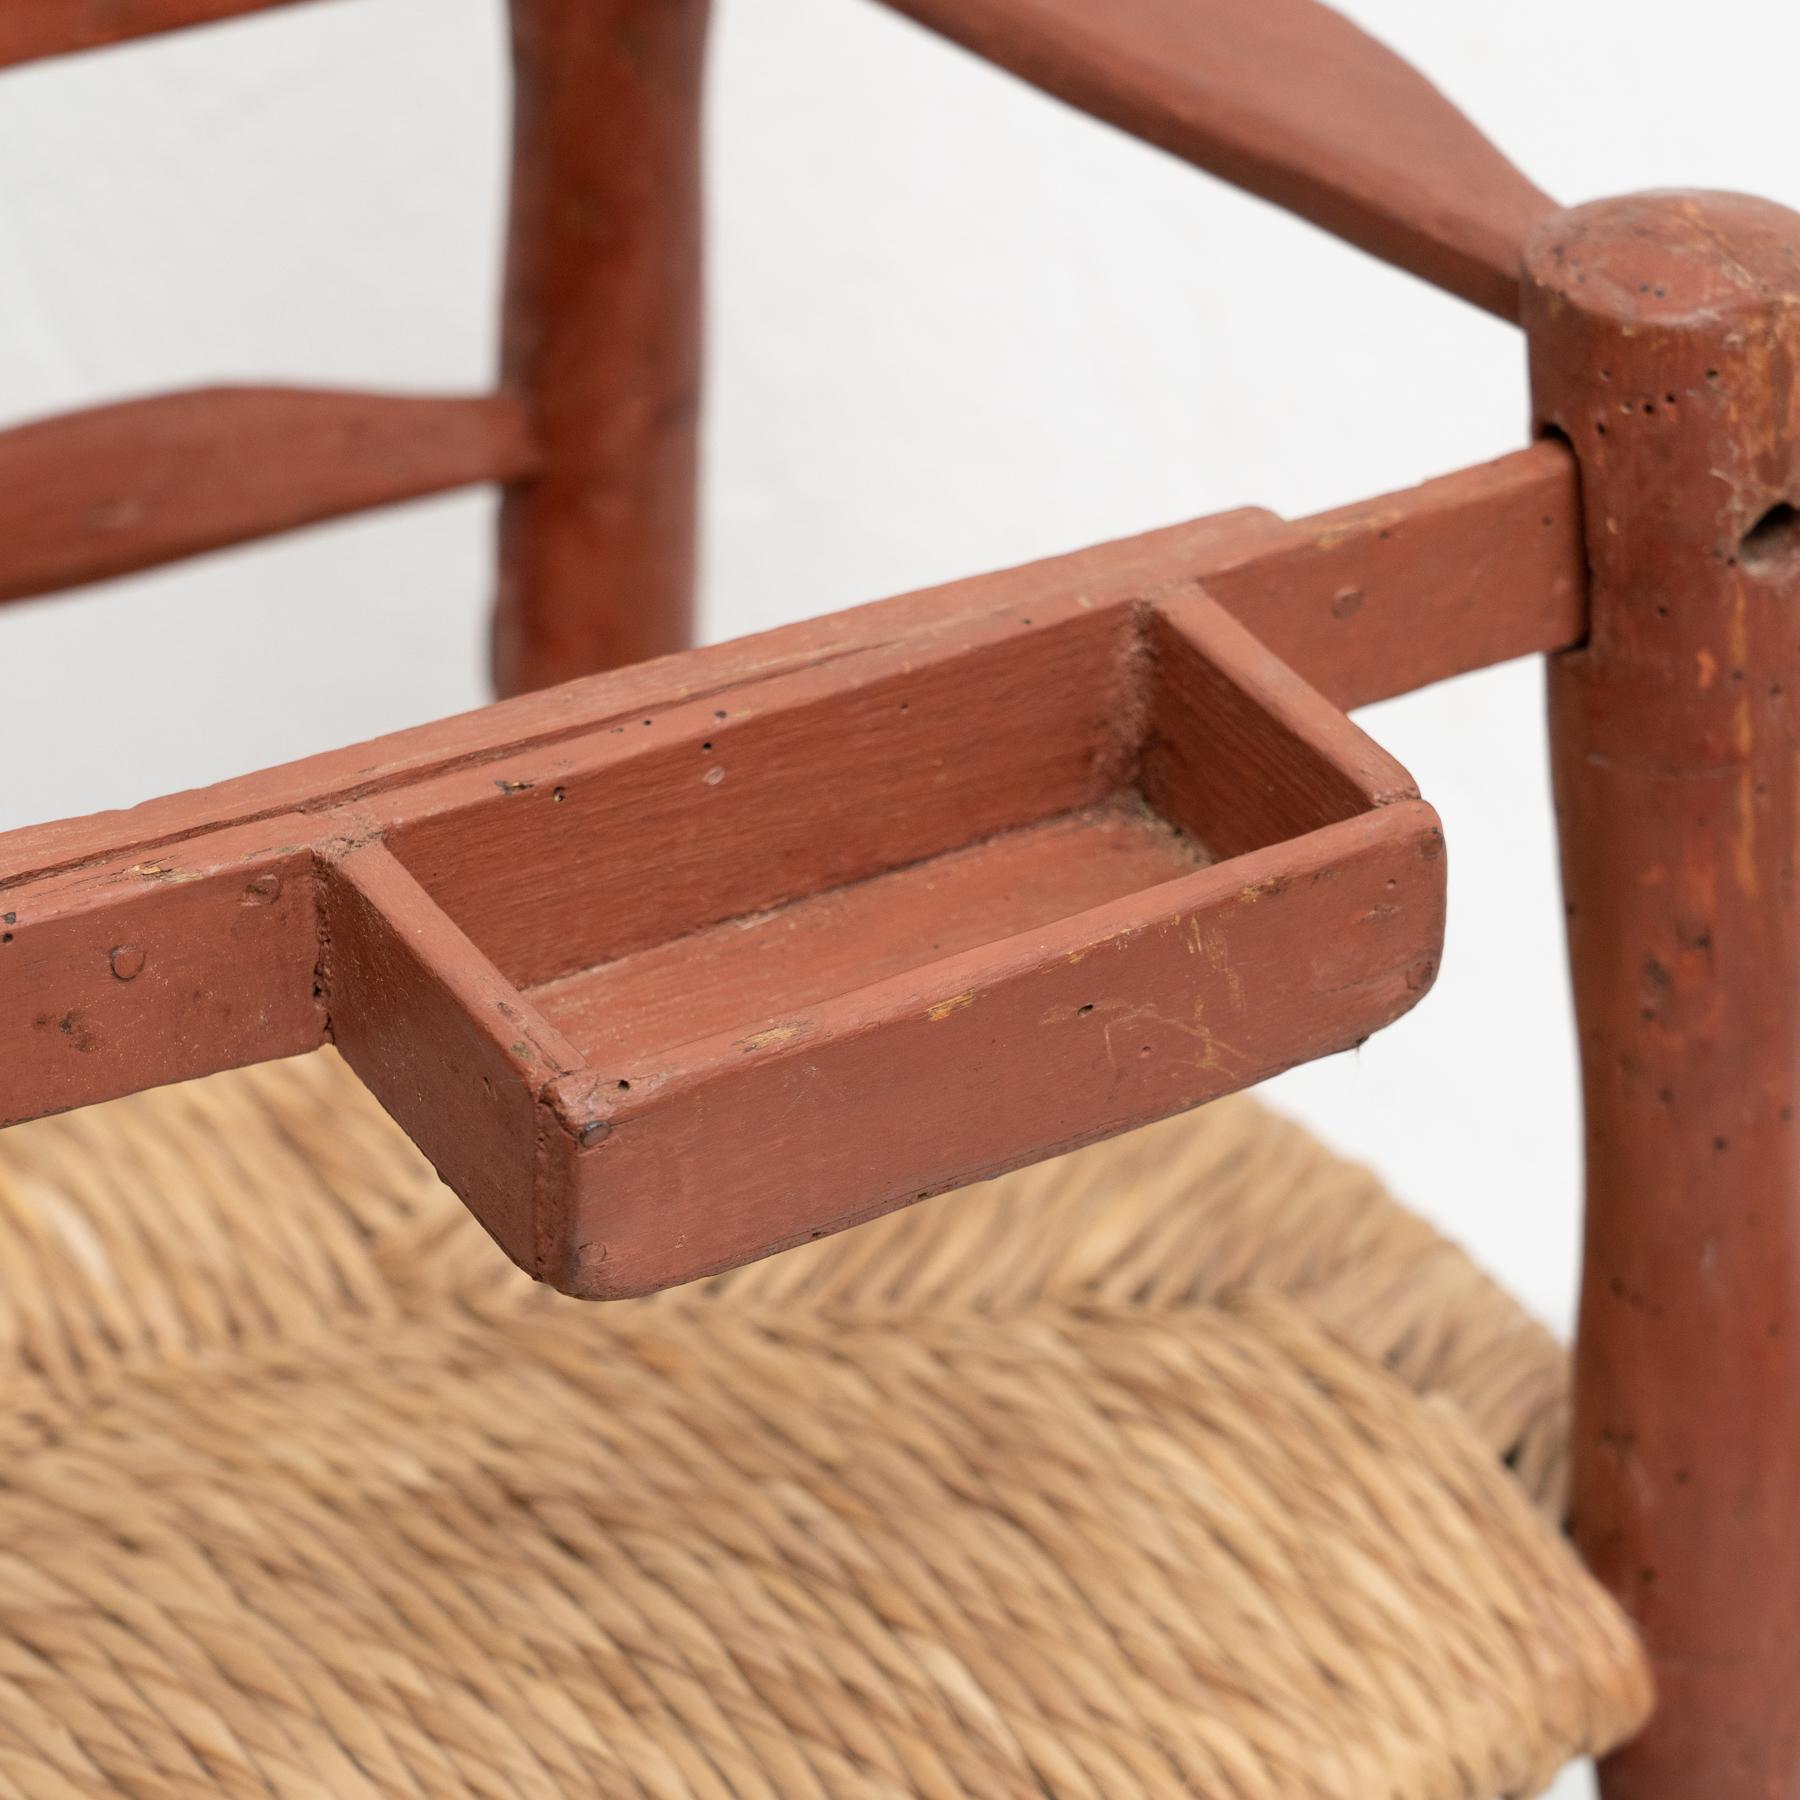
0,2 -> 1789,1793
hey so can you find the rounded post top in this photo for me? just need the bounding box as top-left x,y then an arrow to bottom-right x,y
1526,189 -> 1800,748
1523,190 -> 1800,331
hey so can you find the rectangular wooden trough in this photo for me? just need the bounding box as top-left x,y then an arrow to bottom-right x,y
0,502 -> 1460,1297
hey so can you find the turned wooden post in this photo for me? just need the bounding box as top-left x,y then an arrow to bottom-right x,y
494,0 -> 710,697
1527,193 -> 1800,1796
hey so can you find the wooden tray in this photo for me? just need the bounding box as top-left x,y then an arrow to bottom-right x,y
2,569 -> 1443,1297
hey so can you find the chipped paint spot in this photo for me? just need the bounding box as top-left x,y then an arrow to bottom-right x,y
1101,1003 -> 1243,1078
741,1026 -> 798,1053
1310,509 -> 1398,552
124,862 -> 202,885
50,1011 -> 98,1053
928,993 -> 975,1021
1203,928 -> 1247,1010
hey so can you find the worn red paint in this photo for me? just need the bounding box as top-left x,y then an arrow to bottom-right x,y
0,390 -> 534,609
1,558 -> 1447,1297
0,0 -> 706,699
494,0 -> 711,693
1530,191 -> 1800,1799
359,589 -> 1443,1295
0,458 -> 1578,890
19,10 -> 1800,1782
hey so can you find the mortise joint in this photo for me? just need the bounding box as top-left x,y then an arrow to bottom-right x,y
1741,502 -> 1800,574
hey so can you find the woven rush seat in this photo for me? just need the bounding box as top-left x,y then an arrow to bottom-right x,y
0,1053 -> 1650,1797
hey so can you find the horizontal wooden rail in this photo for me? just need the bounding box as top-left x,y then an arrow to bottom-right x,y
0,387 -> 536,606
0,0 -> 321,69
880,0 -> 1553,320
1204,439 -> 1584,708
0,437 -> 1585,892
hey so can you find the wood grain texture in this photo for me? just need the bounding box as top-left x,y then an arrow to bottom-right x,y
1528,192 -> 1800,1798
529,799 -> 1210,1061
1142,590 -> 1416,858
1203,441 -> 1585,708
0,454 -> 1581,895
878,0 -> 1552,318
494,0 -> 711,694
0,388 -> 535,607
381,595 -> 1140,987
0,0 -> 317,67
0,504 -> 1278,891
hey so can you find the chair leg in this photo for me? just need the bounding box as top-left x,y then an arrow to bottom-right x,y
494,0 -> 711,697
1527,192 -> 1800,1795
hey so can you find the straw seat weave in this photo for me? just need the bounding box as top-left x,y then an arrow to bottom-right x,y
0,1051 -> 1650,1797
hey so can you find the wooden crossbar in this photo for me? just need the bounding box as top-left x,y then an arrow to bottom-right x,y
0,387 -> 536,606
0,439 -> 1583,891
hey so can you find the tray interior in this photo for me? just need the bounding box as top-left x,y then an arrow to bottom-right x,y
383,598 -> 1374,1083
530,797 -> 1208,1077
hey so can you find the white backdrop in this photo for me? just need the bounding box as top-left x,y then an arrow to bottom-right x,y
2,8 -> 1796,1788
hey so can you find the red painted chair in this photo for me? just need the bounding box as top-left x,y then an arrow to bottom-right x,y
3,2 -> 1791,1792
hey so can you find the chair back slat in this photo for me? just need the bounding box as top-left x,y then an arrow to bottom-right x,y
0,387 -> 534,606
1,0 -> 708,695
